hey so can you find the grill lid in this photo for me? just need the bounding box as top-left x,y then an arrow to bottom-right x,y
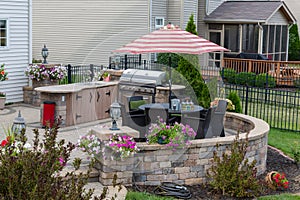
120,69 -> 166,86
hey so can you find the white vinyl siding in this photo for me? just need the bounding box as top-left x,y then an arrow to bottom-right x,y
207,0 -> 224,15
183,0 -> 198,29
152,0 -> 167,30
32,0 -> 149,66
0,0 -> 30,103
168,0 -> 181,27
268,10 -> 289,25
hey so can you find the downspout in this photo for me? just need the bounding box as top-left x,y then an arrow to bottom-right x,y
29,0 -> 32,64
257,22 -> 263,54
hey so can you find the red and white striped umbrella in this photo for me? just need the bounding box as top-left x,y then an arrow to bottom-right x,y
114,24 -> 229,54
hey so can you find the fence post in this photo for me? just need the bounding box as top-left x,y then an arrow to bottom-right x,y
144,60 -> 147,70
125,55 -> 128,70
139,54 -> 142,66
265,73 -> 269,103
245,84 -> 249,115
90,64 -> 94,81
67,64 -> 72,84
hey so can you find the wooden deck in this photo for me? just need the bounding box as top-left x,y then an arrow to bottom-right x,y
223,58 -> 300,86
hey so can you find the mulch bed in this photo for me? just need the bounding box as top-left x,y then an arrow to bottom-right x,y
128,146 -> 300,199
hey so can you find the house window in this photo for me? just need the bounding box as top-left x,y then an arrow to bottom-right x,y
0,20 -> 7,47
224,25 -> 240,53
155,17 -> 164,29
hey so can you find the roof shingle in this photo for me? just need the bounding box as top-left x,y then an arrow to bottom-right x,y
204,1 -> 284,23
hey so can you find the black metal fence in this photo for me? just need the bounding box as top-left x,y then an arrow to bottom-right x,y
61,62 -> 300,132
223,84 -> 300,132
109,55 -> 166,71
59,64 -> 103,84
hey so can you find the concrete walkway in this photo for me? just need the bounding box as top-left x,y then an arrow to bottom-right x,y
0,103 -> 115,198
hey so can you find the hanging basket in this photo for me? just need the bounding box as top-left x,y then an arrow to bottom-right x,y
265,171 -> 278,190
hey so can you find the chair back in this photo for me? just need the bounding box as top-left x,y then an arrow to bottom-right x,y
120,103 -> 148,139
145,107 -> 169,125
181,107 -> 213,139
205,100 -> 227,138
127,96 -> 145,112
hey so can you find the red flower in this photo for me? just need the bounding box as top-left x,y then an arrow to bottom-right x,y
1,139 -> 8,147
0,70 -> 4,75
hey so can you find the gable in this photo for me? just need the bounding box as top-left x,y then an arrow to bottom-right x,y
268,9 -> 289,25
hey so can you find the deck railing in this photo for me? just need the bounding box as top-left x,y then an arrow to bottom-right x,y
223,58 -> 300,87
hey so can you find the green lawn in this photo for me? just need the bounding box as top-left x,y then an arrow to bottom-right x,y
268,128 -> 300,158
258,193 -> 300,200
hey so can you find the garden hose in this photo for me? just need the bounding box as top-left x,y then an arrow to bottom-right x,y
153,182 -> 192,199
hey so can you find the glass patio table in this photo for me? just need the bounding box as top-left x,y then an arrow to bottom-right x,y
138,103 -> 203,114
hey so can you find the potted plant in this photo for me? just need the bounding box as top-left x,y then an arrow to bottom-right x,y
102,72 -> 110,82
0,92 -> 6,110
146,117 -> 196,150
265,171 -> 289,190
25,64 -> 67,87
105,134 -> 139,160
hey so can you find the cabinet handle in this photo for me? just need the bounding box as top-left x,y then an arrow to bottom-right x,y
76,114 -> 82,120
97,91 -> 100,102
89,92 -> 93,103
76,94 -> 82,100
105,91 -> 111,96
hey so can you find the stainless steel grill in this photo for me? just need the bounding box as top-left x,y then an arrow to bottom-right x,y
120,69 -> 167,86
119,69 -> 167,104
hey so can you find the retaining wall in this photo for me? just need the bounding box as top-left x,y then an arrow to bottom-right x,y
96,112 -> 269,186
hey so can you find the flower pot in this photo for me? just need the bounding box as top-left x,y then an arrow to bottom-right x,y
265,171 -> 278,190
103,76 -> 110,82
0,96 -> 6,110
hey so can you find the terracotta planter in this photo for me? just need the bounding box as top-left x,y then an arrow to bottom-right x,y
265,171 -> 277,190
0,96 -> 6,110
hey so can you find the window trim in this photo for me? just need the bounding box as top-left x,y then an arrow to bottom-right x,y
0,18 -> 9,49
155,17 -> 164,30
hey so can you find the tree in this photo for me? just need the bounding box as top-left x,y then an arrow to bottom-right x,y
176,14 -> 211,108
288,24 -> 300,61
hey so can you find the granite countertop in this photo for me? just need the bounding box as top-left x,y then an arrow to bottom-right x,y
35,81 -> 118,93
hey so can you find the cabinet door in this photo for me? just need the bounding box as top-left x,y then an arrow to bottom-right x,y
95,86 -> 116,120
73,89 -> 96,124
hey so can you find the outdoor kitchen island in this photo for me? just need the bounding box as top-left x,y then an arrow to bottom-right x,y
35,81 -> 118,126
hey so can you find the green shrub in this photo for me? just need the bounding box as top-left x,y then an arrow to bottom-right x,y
0,127 -> 95,200
256,73 -> 276,88
291,141 -> 300,166
220,68 -> 236,84
227,91 -> 242,113
236,72 -> 256,86
207,133 -> 261,198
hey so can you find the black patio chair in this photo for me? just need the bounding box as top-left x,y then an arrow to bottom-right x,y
120,103 -> 148,140
181,107 -> 213,139
205,99 -> 227,138
127,96 -> 146,114
145,107 -> 169,125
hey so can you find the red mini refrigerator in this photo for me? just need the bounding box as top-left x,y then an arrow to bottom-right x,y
42,101 -> 56,127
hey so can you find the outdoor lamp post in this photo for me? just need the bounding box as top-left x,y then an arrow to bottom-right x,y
41,44 -> 49,64
12,110 -> 26,135
109,102 -> 121,130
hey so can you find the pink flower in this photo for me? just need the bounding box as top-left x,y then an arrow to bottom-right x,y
59,157 -> 65,166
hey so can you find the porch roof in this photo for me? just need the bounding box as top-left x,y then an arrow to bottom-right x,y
204,1 -> 296,24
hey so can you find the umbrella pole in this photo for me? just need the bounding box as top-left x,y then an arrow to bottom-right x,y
169,54 -> 172,109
